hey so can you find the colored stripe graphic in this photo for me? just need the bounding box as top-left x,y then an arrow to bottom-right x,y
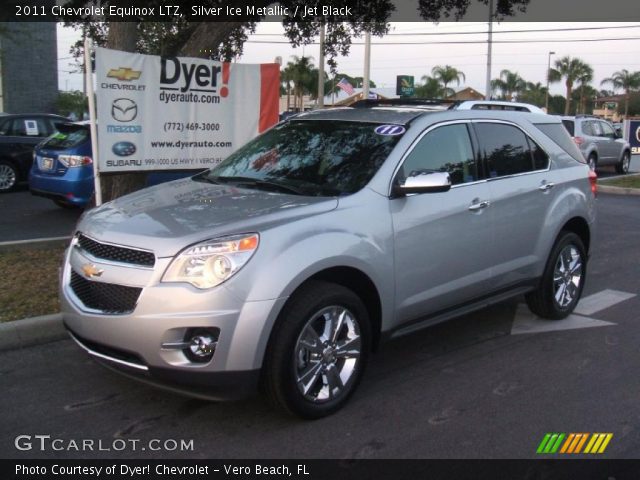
538,433 -> 613,454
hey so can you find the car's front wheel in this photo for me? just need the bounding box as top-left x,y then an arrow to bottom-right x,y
263,280 -> 370,418
526,231 -> 587,320
0,160 -> 18,192
616,151 -> 631,174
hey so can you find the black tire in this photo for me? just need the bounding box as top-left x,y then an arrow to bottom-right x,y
263,280 -> 371,419
616,150 -> 631,174
0,160 -> 18,192
587,153 -> 597,172
526,231 -> 587,320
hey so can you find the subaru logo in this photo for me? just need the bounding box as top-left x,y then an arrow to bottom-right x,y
111,98 -> 137,122
112,141 -> 136,157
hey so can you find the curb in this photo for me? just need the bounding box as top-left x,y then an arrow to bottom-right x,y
0,236 -> 70,252
0,313 -> 67,352
598,184 -> 640,196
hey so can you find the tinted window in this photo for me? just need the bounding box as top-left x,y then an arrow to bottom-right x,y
202,120 -> 403,196
41,127 -> 90,150
534,123 -> 585,163
3,118 -> 49,136
400,124 -> 477,185
475,123 -> 533,177
561,120 -> 575,136
528,138 -> 550,170
599,121 -> 615,137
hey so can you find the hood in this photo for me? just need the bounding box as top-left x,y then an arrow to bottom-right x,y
78,178 -> 338,257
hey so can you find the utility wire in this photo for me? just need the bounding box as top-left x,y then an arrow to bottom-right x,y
246,36 -> 640,45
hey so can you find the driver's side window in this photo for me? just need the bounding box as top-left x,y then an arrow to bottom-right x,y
400,123 -> 477,186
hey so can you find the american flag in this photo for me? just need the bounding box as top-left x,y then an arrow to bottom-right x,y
336,78 -> 355,95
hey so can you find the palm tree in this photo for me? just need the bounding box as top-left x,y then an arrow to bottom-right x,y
286,55 -> 315,112
415,75 -> 444,98
431,65 -> 465,98
576,63 -> 594,114
491,69 -> 526,101
520,82 -> 548,107
600,69 -> 640,118
548,56 -> 592,115
281,65 -> 295,111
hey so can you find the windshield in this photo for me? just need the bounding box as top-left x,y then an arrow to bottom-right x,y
198,120 -> 404,196
41,127 -> 90,150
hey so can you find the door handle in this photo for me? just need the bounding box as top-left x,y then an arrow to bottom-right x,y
468,200 -> 491,211
538,182 -> 555,192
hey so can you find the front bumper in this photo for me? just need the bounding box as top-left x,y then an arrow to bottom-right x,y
61,238 -> 286,400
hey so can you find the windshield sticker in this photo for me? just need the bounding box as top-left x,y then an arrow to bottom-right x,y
375,125 -> 405,136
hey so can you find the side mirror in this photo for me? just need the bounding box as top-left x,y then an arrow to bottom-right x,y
394,171 -> 452,196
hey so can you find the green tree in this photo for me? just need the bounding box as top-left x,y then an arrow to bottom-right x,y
575,63 -> 594,114
56,91 -> 88,119
431,65 -> 465,97
600,69 -> 640,118
414,75 -> 444,98
519,82 -> 547,107
548,56 -> 592,116
490,69 -> 526,101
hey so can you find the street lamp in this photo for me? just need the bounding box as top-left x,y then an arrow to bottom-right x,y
545,51 -> 555,112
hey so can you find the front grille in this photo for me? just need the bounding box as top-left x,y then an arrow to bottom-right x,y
77,233 -> 155,267
70,270 -> 142,314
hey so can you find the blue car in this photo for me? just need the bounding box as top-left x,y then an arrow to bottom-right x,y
29,122 -> 94,207
30,122 -> 203,208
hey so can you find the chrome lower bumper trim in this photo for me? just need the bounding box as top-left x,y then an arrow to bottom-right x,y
68,331 -> 149,372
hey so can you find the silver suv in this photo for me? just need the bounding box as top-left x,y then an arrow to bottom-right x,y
561,115 -> 631,173
62,106 -> 596,418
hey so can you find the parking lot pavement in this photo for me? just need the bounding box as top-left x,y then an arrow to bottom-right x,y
0,187 -> 82,242
1,193 -> 639,459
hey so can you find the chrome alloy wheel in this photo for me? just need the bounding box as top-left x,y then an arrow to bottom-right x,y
294,306 -> 361,403
553,244 -> 583,308
622,152 -> 631,173
0,164 -> 16,191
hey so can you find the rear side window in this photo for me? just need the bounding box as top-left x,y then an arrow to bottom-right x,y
561,120 -> 575,136
475,123 -> 535,177
534,123 -> 585,163
41,128 -> 90,150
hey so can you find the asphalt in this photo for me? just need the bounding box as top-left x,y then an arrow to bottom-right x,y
1,194 -> 639,460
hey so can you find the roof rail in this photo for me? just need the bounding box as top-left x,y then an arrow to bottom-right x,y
351,98 -> 456,109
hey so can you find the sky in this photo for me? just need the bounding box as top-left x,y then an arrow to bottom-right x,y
57,21 -> 640,98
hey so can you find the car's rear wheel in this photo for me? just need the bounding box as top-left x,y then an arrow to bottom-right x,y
587,153 -> 597,172
263,280 -> 370,418
616,151 -> 631,174
0,160 -> 18,192
526,231 -> 587,320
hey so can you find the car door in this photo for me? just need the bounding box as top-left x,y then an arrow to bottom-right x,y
473,120 -> 555,289
391,121 -> 494,325
597,121 -> 621,164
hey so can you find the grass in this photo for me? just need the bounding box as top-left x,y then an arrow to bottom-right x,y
600,175 -> 640,189
0,245 -> 66,322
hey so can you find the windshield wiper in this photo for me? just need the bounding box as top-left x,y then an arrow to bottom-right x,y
210,176 -> 306,195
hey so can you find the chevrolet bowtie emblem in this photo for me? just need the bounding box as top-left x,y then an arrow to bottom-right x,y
107,67 -> 142,81
82,264 -> 104,279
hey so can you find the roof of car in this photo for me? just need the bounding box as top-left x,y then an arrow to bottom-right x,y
0,113 -> 69,119
289,107 -> 438,125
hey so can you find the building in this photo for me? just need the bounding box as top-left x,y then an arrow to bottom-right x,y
593,95 -> 624,122
447,87 -> 485,101
0,22 -> 58,114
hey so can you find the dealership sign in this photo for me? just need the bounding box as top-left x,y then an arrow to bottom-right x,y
396,75 -> 414,97
629,120 -> 640,155
95,47 -> 279,172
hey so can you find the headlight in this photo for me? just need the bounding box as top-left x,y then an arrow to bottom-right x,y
162,233 -> 259,289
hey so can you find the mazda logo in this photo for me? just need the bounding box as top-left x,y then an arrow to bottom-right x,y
111,98 -> 137,122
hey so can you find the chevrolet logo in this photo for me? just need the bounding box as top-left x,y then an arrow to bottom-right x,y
107,67 -> 142,81
81,264 -> 104,279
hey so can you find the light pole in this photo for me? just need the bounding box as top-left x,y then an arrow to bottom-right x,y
545,51 -> 555,112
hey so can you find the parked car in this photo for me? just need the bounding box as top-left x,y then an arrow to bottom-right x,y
30,121 -> 204,208
0,113 -> 70,192
561,115 -> 631,173
62,106 -> 596,418
29,122 -> 94,208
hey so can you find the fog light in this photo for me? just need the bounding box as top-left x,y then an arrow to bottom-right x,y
184,328 -> 218,363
